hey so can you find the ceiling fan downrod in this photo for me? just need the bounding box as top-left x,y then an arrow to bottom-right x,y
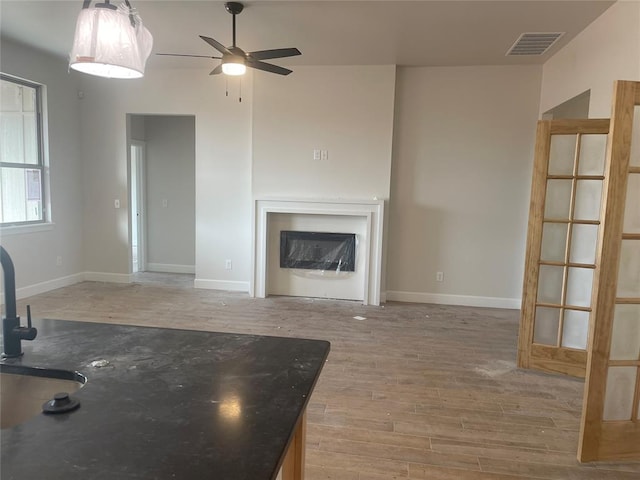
225,2 -> 244,48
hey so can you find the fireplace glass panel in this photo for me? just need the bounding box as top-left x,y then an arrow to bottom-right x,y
280,231 -> 356,272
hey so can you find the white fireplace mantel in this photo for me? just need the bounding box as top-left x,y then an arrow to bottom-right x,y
251,198 -> 384,305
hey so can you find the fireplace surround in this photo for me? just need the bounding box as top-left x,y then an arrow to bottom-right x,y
252,198 -> 384,305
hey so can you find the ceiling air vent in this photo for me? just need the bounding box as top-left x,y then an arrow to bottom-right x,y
506,32 -> 565,56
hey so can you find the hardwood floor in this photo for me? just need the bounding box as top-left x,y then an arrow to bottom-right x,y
16,276 -> 640,479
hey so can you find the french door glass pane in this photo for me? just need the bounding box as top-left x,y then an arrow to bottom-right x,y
578,134 -> 607,175
624,174 -> 640,234
610,304 -> 640,361
548,135 -> 576,175
570,224 -> 598,264
566,267 -> 594,307
574,180 -> 602,221
603,366 -> 637,421
537,265 -> 564,304
540,223 -> 567,262
630,106 -> 640,167
534,307 -> 560,345
544,180 -> 572,219
617,240 -> 640,297
562,309 -> 589,349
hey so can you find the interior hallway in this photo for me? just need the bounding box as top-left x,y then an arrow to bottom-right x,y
17,277 -> 640,479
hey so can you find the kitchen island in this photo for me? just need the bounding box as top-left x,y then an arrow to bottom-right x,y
1,319 -> 330,480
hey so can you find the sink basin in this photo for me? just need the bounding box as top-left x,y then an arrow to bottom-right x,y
0,364 -> 87,429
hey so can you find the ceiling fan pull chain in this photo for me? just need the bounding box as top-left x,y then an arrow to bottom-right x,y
225,77 -> 229,97
239,77 -> 242,103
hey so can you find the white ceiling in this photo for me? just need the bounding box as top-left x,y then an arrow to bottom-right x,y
0,1 -> 615,71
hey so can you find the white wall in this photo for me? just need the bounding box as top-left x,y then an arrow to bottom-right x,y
78,69 -> 252,287
544,90 -> 590,119
0,38 -> 84,296
144,115 -> 196,272
386,66 -> 542,308
252,66 -> 396,200
540,0 -> 640,117
130,115 -> 146,142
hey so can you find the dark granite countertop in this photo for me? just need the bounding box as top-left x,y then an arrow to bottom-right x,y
1,319 -> 330,480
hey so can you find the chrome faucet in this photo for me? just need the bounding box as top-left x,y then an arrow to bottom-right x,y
1,246 -> 37,358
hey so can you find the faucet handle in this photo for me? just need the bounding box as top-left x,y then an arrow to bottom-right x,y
17,304 -> 37,341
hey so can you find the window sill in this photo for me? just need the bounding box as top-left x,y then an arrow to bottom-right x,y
0,222 -> 55,236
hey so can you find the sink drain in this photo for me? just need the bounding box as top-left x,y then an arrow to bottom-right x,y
42,392 -> 81,414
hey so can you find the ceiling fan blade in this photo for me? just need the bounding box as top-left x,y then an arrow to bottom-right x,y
200,35 -> 231,55
248,48 -> 301,61
246,59 -> 293,76
209,64 -> 223,76
156,53 -> 222,59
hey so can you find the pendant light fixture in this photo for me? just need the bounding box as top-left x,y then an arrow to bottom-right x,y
69,0 -> 153,79
221,49 -> 246,76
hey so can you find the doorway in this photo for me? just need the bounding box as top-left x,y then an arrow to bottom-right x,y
127,114 -> 196,276
130,140 -> 146,273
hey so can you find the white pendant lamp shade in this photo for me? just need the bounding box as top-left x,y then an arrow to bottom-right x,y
69,3 -> 153,79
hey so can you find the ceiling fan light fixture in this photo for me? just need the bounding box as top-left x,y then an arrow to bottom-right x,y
222,59 -> 246,76
158,2 -> 300,78
69,0 -> 153,79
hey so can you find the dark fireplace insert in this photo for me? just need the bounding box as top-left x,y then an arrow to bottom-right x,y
280,231 -> 356,272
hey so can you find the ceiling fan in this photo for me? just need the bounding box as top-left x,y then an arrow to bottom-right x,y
157,2 -> 301,76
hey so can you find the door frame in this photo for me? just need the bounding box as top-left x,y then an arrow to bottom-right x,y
130,140 -> 147,273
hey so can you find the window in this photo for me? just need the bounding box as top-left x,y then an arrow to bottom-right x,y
0,74 -> 46,225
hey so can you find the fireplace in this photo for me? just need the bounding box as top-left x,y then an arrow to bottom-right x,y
280,231 -> 356,272
252,198 -> 384,305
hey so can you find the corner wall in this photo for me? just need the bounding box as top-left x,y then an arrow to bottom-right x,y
540,0 -> 640,117
386,65 -> 542,308
77,69 -> 252,288
0,38 -> 85,296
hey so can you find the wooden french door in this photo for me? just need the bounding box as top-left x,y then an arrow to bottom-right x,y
517,118 -> 610,377
578,80 -> 640,462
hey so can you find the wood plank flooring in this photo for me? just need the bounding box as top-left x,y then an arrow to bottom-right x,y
15,274 -> 640,479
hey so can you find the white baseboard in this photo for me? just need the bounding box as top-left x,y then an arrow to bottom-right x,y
146,263 -> 195,274
194,279 -> 250,293
385,290 -> 521,309
12,273 -> 85,301
84,272 -> 132,284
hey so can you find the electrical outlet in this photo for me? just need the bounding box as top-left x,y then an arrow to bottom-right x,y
114,199 -> 120,209
321,150 -> 328,161
313,149 -> 321,161
436,271 -> 444,282
56,256 -> 63,266
225,259 -> 232,270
